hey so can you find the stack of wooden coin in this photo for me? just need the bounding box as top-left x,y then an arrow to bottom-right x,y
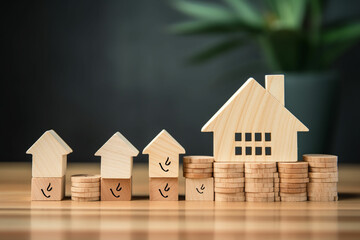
278,162 -> 308,202
245,163 -> 276,202
213,163 -> 245,202
183,156 -> 214,179
303,154 -> 338,201
71,174 -> 101,201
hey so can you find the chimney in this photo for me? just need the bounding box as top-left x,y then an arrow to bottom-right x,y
265,75 -> 285,106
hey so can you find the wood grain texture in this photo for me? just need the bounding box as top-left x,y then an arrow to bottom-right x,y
31,176 -> 65,200
143,130 -> 185,178
95,132 -> 139,179
101,178 -> 132,201
185,178 -> 214,201
201,76 -> 308,162
1,163 -> 360,240
265,75 -> 285,105
149,177 -> 178,201
26,130 -> 72,177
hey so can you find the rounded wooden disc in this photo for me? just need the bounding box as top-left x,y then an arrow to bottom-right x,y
280,183 -> 307,188
244,183 -> 274,188
274,182 -> 280,187
273,172 -> 279,177
308,195 -> 338,201
279,173 -> 308,179
280,188 -> 307,193
244,168 -> 277,174
213,163 -> 244,169
213,168 -> 244,173
303,154 -> 337,163
245,162 -> 276,169
309,177 -> 338,183
183,156 -> 214,164
214,177 -> 245,183
183,163 -> 213,169
72,182 -> 100,188
71,174 -> 100,183
278,162 -> 308,168
183,173 -> 212,178
308,172 -> 338,179
309,167 -> 338,173
246,196 -> 274,202
214,173 -> 244,178
274,178 -> 280,183
214,187 -> 244,193
280,192 -> 307,197
245,173 -> 274,179
280,178 -> 309,183
280,196 -> 307,202
245,192 -> 275,198
307,191 -> 338,197
72,192 -> 100,197
215,192 -> 245,198
307,162 -> 337,168
71,187 -> 100,193
71,196 -> 100,201
278,168 -> 308,174
215,197 -> 246,202
245,178 -> 274,183
245,187 -> 274,193
307,183 -> 337,188
183,168 -> 213,173
215,182 -> 244,188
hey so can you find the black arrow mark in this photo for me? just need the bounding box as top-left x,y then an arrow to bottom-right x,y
159,163 -> 169,172
196,184 -> 205,194
159,183 -> 170,198
110,183 -> 122,198
47,183 -> 53,191
110,189 -> 120,198
164,183 -> 170,192
165,157 -> 171,166
41,189 -> 51,198
116,183 -> 122,191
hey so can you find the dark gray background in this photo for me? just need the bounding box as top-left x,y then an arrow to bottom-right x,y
2,0 -> 360,164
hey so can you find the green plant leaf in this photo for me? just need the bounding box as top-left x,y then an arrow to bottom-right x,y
322,22 -> 360,44
224,0 -> 264,27
171,0 -> 235,22
188,38 -> 247,64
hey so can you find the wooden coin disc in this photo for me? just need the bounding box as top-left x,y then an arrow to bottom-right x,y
71,196 -> 100,201
280,178 -> 309,183
214,187 -> 244,193
308,172 -> 338,179
183,163 -> 213,169
303,154 -> 337,163
274,183 -> 280,187
183,173 -> 212,178
244,168 -> 277,174
246,192 -> 275,198
245,183 -> 274,188
307,162 -> 337,168
71,187 -> 100,193
245,178 -> 274,183
281,196 -> 307,202
273,172 -> 279,177
214,173 -> 244,178
278,168 -> 308,174
279,173 -> 308,179
308,195 -> 338,201
215,196 -> 246,202
280,183 -> 307,188
274,178 -> 279,183
307,183 -> 337,188
72,191 -> 100,197
183,156 -> 214,164
309,167 -> 338,173
183,168 -> 213,173
214,177 -> 245,183
307,191 -> 338,197
278,162 -> 308,169
245,162 -> 276,169
215,192 -> 245,198
214,163 -> 244,169
309,177 -> 338,183
71,174 -> 100,183
280,192 -> 307,197
72,182 -> 100,188
245,173 -> 274,178
280,188 -> 307,193
215,182 -> 244,188
246,196 -> 274,202
245,187 -> 274,193
213,168 -> 244,173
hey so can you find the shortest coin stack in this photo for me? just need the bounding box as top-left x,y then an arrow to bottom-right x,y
278,162 -> 308,202
304,154 -> 338,202
214,162 -> 245,202
183,156 -> 214,179
71,174 -> 101,201
245,163 -> 277,202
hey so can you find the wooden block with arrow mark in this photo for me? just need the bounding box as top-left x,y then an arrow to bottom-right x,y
101,178 -> 132,201
149,178 -> 178,201
185,178 -> 214,201
31,176 -> 65,200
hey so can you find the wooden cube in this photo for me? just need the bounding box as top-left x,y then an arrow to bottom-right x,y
101,178 -> 132,201
149,178 -> 178,201
31,176 -> 65,201
186,178 -> 214,201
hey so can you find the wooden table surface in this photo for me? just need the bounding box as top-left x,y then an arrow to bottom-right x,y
1,162 -> 360,240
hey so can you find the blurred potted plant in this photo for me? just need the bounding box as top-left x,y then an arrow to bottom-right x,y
170,0 -> 360,155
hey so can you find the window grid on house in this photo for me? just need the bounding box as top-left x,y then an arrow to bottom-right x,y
234,132 -> 271,157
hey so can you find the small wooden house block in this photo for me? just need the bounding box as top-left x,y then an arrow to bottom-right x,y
101,178 -> 132,201
95,132 -> 139,179
143,130 -> 185,178
31,176 -> 65,200
186,178 -> 214,201
26,130 -> 72,177
201,75 -> 309,162
149,178 -> 178,201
